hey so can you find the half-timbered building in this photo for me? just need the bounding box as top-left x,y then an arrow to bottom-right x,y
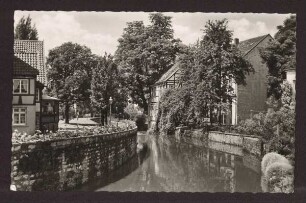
12,56 -> 40,135
13,40 -> 60,134
148,34 -> 275,128
148,62 -> 182,129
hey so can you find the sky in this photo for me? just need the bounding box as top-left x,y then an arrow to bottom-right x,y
14,11 -> 291,56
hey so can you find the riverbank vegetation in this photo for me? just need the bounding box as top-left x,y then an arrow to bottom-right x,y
234,15 -> 296,163
261,152 -> 294,193
12,120 -> 136,144
234,82 -> 295,163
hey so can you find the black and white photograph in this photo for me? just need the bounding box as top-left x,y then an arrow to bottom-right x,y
8,10 -> 296,193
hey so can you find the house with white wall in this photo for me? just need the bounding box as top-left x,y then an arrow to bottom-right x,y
148,34 -> 275,128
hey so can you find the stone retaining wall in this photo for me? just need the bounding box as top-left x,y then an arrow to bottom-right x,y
208,131 -> 263,156
208,131 -> 243,146
208,141 -> 243,156
11,128 -> 137,191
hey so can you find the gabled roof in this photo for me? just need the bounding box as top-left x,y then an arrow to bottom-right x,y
238,34 -> 272,56
13,56 -> 39,76
152,34 -> 273,87
154,62 -> 180,85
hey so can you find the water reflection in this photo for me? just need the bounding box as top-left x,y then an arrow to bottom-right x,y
80,132 -> 262,192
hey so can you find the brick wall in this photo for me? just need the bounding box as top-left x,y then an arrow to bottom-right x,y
11,128 -> 137,191
237,36 -> 272,121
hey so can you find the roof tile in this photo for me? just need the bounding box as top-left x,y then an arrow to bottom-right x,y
13,56 -> 39,76
238,34 -> 270,55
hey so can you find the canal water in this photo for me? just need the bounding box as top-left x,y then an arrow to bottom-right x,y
80,132 -> 262,192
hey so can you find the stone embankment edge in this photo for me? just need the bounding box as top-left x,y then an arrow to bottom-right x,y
11,127 -> 138,191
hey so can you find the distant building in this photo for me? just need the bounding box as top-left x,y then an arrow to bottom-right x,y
13,40 -> 60,135
14,40 -> 46,85
232,34 -> 274,124
148,34 -> 274,128
284,67 -> 296,96
12,56 -> 40,135
148,62 -> 182,129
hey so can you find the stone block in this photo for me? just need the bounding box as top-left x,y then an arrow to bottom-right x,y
11,126 -> 137,191
243,136 -> 262,156
208,131 -> 243,146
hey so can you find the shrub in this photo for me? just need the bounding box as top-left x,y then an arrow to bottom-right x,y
261,152 -> 290,174
135,114 -> 147,131
156,86 -> 192,134
265,161 -> 293,178
124,104 -> 143,120
261,152 -> 294,193
234,82 -> 295,160
12,121 -> 136,144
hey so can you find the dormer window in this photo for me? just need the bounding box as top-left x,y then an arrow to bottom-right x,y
13,79 -> 28,94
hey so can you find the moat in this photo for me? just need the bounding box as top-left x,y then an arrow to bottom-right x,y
79,132 -> 262,192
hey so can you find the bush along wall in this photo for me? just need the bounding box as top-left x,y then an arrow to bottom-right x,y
11,127 -> 137,191
260,152 -> 294,193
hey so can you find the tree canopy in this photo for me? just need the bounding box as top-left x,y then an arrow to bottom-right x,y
156,19 -> 253,132
91,53 -> 127,125
15,15 -> 38,40
46,42 -> 95,123
115,13 -> 184,113
260,15 -> 296,100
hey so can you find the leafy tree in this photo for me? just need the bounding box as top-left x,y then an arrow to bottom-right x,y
260,15 -> 296,99
15,15 -> 38,40
91,53 -> 127,126
199,19 -> 254,124
46,42 -> 95,123
155,19 -> 254,132
115,13 -> 183,114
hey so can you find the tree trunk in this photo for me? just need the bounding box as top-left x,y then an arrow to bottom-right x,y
105,110 -> 108,126
143,101 -> 148,115
91,108 -> 94,117
141,91 -> 148,115
65,102 -> 70,124
100,108 -> 104,126
218,108 -> 222,125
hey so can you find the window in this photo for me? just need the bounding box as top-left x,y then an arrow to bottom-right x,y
13,79 -> 28,94
13,108 -> 26,125
35,88 -> 40,102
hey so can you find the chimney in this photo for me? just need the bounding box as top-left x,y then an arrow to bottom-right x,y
234,38 -> 239,46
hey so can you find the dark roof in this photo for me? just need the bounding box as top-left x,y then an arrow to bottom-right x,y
13,56 -> 39,76
238,34 -> 272,56
154,62 -> 180,85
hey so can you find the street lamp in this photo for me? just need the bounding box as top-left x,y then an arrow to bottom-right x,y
109,97 -> 113,126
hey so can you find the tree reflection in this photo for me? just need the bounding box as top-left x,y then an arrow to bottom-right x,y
82,132 -> 262,192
